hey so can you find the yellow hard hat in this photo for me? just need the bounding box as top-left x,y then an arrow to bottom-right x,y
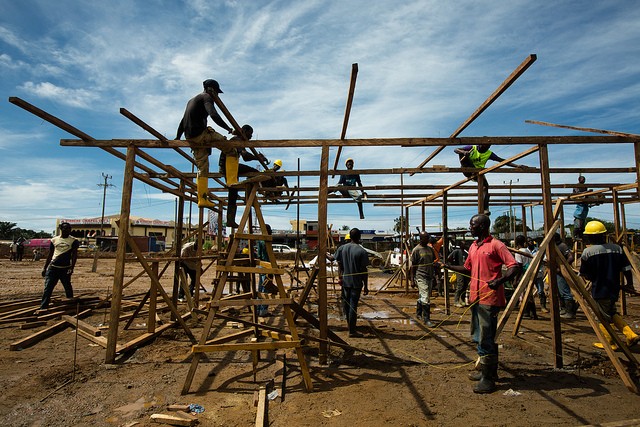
274,159 -> 283,168
583,220 -> 607,234
242,247 -> 250,254
345,158 -> 354,166
345,233 -> 351,240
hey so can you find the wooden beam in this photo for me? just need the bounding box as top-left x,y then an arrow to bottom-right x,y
106,146 -> 136,363
192,341 -> 300,353
332,63 -> 359,176
539,144 -> 564,368
413,54 -> 538,172
407,145 -> 540,207
10,309 -> 92,351
59,135 -> 638,148
526,119 -> 640,138
317,143 -> 330,364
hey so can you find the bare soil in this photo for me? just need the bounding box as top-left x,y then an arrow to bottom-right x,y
1,257 -> 640,427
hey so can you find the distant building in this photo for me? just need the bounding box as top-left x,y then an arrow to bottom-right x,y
56,215 -> 196,251
288,219 -> 394,251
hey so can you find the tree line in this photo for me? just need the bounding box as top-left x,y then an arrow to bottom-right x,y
0,221 -> 52,240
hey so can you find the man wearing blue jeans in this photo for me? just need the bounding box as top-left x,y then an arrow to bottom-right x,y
256,224 -> 273,317
334,228 -> 370,338
445,214 -> 520,394
554,233 -> 577,319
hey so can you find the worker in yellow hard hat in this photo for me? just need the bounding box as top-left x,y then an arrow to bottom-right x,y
336,158 -> 367,219
581,220 -> 639,350
262,159 -> 289,201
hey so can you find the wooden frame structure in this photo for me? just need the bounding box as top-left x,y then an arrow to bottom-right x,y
9,53 -> 640,394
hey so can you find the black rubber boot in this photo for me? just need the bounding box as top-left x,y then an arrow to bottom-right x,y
539,294 -> 548,313
469,359 -> 499,381
473,361 -> 497,394
423,303 -> 435,328
357,202 -> 365,220
416,301 -> 423,318
560,300 -> 576,319
527,300 -> 538,320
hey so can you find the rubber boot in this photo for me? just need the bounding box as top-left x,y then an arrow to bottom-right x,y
423,303 -> 435,328
560,300 -> 576,319
539,294 -> 549,313
196,176 -> 215,209
527,300 -> 538,320
416,301 -> 423,318
613,314 -> 640,347
473,358 -> 497,394
559,299 -> 566,316
226,203 -> 239,229
357,202 -> 365,220
593,323 -> 619,350
225,155 -> 239,186
469,351 -> 499,381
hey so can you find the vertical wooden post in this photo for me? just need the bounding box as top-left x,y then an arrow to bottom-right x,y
217,201 -> 224,252
530,205 -> 535,234
621,200 -> 628,313
317,144 -> 329,364
195,205 -> 205,308
539,144 -> 564,368
634,142 -> 640,198
400,173 -> 407,292
421,202 -> 426,232
521,205 -> 527,238
173,182 -> 185,310
442,192 -> 449,315
559,207 -> 566,240
106,145 -> 136,363
477,178 -> 485,214
148,261 -> 158,333
612,190 -> 627,315
613,189 -> 622,243
405,206 -> 410,293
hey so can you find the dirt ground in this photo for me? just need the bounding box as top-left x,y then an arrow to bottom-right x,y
1,257 -> 640,427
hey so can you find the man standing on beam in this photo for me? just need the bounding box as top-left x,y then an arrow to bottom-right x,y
176,79 -> 235,209
454,144 -> 528,216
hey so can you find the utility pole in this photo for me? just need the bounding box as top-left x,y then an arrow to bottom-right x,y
91,173 -> 114,272
503,178 -> 519,241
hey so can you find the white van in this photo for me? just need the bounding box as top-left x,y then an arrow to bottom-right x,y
272,244 -> 296,253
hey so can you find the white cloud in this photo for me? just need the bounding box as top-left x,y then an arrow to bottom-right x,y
2,0 -> 640,232
19,81 -> 96,109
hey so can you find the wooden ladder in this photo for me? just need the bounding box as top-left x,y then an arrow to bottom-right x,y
182,181 -> 313,394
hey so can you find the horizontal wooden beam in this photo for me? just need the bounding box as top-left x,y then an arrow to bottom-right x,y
60,135 -> 638,149
192,341 -> 300,353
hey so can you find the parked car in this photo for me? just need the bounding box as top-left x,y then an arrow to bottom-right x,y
272,244 -> 296,253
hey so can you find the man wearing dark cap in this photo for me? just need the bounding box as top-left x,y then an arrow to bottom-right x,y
176,79 -> 236,209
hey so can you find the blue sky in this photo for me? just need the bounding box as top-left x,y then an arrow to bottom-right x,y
1,0 -> 640,234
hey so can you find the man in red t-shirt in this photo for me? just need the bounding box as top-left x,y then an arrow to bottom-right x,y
445,214 -> 520,394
